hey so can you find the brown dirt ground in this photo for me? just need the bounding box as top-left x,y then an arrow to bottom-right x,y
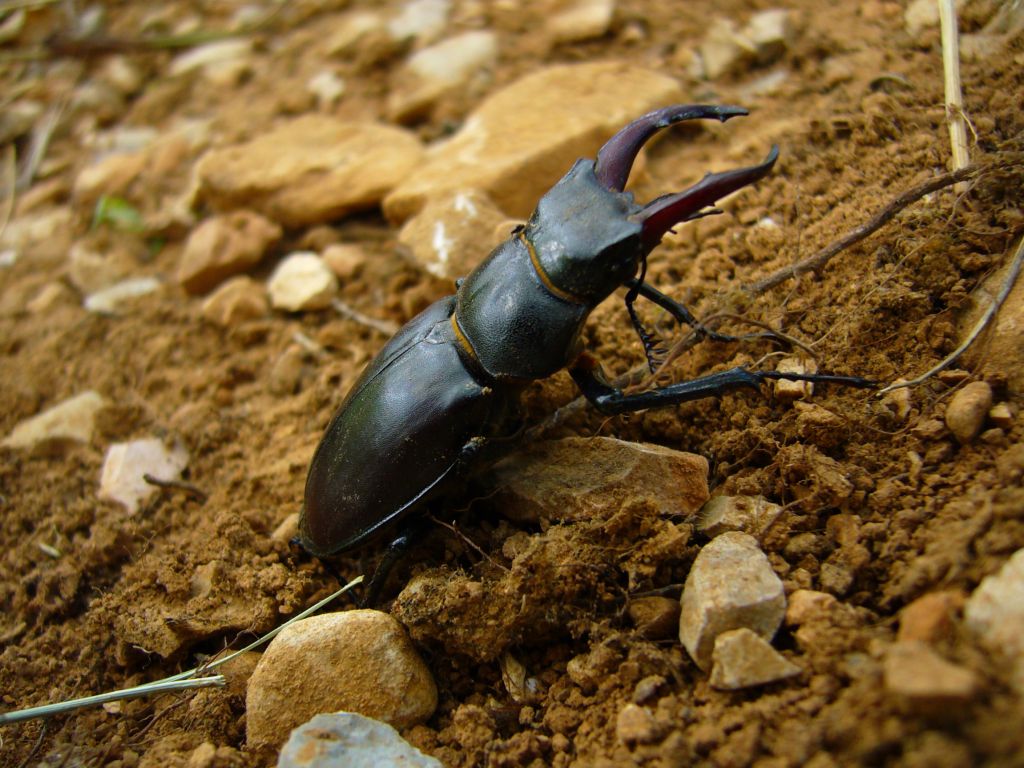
2,0 -> 1023,766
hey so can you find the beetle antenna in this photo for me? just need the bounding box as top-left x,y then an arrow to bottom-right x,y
594,104 -> 749,191
635,146 -> 779,251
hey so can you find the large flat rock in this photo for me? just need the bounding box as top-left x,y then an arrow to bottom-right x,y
383,62 -> 683,222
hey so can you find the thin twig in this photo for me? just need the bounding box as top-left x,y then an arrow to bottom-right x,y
877,235 -> 1024,394
744,164 -> 982,296
0,677 -> 227,727
17,101 -> 63,192
142,474 -> 208,503
1,145 -> 15,241
938,0 -> 970,192
0,576 -> 363,727
332,298 -> 399,336
428,514 -> 509,572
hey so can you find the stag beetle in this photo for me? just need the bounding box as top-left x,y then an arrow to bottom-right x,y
300,105 -> 873,601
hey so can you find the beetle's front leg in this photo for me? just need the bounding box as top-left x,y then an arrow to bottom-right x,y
569,352 -> 875,416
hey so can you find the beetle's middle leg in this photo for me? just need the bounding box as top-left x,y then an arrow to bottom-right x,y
570,352 -> 875,416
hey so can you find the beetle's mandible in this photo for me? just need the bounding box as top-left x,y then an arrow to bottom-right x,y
299,105 -> 873,600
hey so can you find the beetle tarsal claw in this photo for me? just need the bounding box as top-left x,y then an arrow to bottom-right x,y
635,145 -> 779,250
594,104 -> 749,192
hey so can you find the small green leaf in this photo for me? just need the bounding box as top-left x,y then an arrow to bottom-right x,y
93,195 -> 144,232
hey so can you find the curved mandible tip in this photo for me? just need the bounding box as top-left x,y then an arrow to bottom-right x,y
635,144 -> 779,251
594,104 -> 750,192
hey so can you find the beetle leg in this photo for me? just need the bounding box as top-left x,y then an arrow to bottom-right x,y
360,518 -> 430,607
569,352 -> 875,416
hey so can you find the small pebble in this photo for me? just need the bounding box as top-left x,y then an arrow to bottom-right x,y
627,596 -> 681,640
246,610 -> 437,748
268,252 -> 338,312
945,381 -> 993,444
200,276 -> 269,326
85,276 -> 162,314
547,0 -> 615,44
709,627 -> 801,690
883,640 -> 978,710
3,391 -> 106,452
277,712 -> 442,768
964,548 -> 1024,694
98,438 -> 189,514
898,591 -> 964,643
679,531 -> 786,670
988,402 -> 1013,429
615,703 -> 658,746
773,357 -> 815,400
178,211 -> 282,295
696,495 -> 782,537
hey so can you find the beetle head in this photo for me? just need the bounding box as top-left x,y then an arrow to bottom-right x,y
527,104 -> 777,304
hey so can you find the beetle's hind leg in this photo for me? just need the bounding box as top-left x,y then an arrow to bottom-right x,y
360,517 -> 432,607
570,352 -> 874,416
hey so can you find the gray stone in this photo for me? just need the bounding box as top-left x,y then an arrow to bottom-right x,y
247,610 -> 437,748
680,531 -> 786,670
387,0 -> 450,44
383,62 -> 683,222
709,628 -> 801,690
964,548 -> 1024,694
487,436 -> 709,525
277,713 -> 442,768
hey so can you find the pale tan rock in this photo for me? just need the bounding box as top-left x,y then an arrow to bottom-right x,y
68,236 -> 139,295
3,391 -> 106,452
945,381 -> 993,444
615,703 -> 658,746
744,9 -> 794,64
964,548 -> 1024,694
709,627 -> 801,690
680,531 -> 785,670
0,208 -> 74,266
397,189 -> 507,279
487,436 -> 709,525
26,282 -> 74,313
387,0 -> 450,44
98,438 -> 189,514
696,495 -> 782,538
325,11 -> 385,56
85,276 -> 162,314
883,640 -> 978,709
246,610 -> 437,748
988,402 -> 1014,428
177,211 -> 282,294
547,0 -> 616,44
627,596 -> 681,640
200,276 -> 269,326
383,62 -> 683,222
73,152 -> 146,209
898,590 -> 964,644
700,18 -> 754,79
307,70 -> 346,111
268,252 -> 338,312
196,116 -> 424,227
773,357 -> 816,400
322,243 -> 369,282
387,31 -> 497,122
168,39 -> 253,78
782,593 -> 839,626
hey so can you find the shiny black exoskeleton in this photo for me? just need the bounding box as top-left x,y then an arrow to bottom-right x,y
300,105 -> 873,600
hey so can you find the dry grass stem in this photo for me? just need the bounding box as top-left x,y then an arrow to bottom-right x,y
938,0 -> 971,192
